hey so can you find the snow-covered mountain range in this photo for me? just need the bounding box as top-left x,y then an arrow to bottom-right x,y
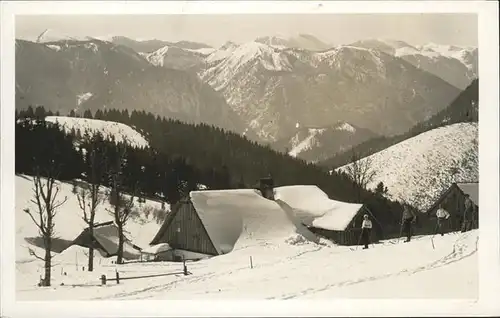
16,32 -> 476,161
335,122 -> 478,211
350,39 -> 477,89
196,39 -> 461,142
15,39 -> 247,136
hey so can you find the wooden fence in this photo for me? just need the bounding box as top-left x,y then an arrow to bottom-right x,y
100,259 -> 191,285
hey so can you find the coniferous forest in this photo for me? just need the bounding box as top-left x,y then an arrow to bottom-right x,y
15,106 -> 413,238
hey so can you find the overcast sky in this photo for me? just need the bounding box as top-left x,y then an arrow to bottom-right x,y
15,13 -> 478,47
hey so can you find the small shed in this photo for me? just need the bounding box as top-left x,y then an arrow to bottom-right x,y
425,182 -> 479,232
308,205 -> 380,246
70,221 -> 142,260
273,185 -> 381,246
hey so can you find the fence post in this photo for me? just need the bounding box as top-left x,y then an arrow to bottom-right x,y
116,270 -> 120,284
250,256 -> 253,269
101,274 -> 106,285
183,257 -> 188,276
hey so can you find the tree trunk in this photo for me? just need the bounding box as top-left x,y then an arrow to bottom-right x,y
44,237 -> 52,287
88,247 -> 94,272
117,224 -> 124,264
88,225 -> 94,271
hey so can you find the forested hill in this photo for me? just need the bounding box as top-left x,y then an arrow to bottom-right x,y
319,78 -> 479,170
16,106 -> 405,229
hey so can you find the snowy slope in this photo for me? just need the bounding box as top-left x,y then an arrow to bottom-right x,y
16,225 -> 478,300
417,43 -> 476,67
288,128 -> 326,157
141,44 -> 214,70
255,34 -> 331,51
281,121 -> 377,162
15,175 -> 167,265
202,41 -> 292,91
335,122 -> 478,211
44,116 -> 149,149
206,41 -> 240,64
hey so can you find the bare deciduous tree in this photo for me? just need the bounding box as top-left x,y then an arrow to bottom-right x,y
24,167 -> 68,287
107,142 -> 137,264
344,151 -> 377,199
76,130 -> 106,272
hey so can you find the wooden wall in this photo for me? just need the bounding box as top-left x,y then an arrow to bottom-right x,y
310,209 -> 379,246
426,185 -> 479,233
155,201 -> 219,256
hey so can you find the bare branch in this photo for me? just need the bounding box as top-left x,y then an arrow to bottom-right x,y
52,195 -> 68,211
28,247 -> 45,262
23,208 -> 43,231
77,188 -> 89,222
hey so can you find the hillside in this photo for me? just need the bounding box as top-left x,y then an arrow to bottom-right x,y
44,116 -> 150,149
335,122 -> 478,211
320,79 -> 479,169
350,39 -> 477,89
412,79 -> 478,131
273,122 -> 378,163
15,39 -> 246,135
199,41 -> 461,142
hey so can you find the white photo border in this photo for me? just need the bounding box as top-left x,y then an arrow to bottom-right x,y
1,1 -> 499,317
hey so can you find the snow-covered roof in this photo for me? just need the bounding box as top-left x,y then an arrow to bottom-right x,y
189,190 -> 245,254
456,182 -> 478,206
189,188 -> 319,253
275,185 -> 364,231
74,222 -> 142,260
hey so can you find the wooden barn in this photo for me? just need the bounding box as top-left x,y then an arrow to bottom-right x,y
308,205 -> 381,246
70,221 -> 142,260
425,182 -> 479,233
149,197 -> 220,260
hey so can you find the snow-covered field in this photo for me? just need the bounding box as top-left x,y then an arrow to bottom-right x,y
15,175 -> 478,301
44,116 -> 149,149
16,228 -> 479,300
336,122 -> 478,210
